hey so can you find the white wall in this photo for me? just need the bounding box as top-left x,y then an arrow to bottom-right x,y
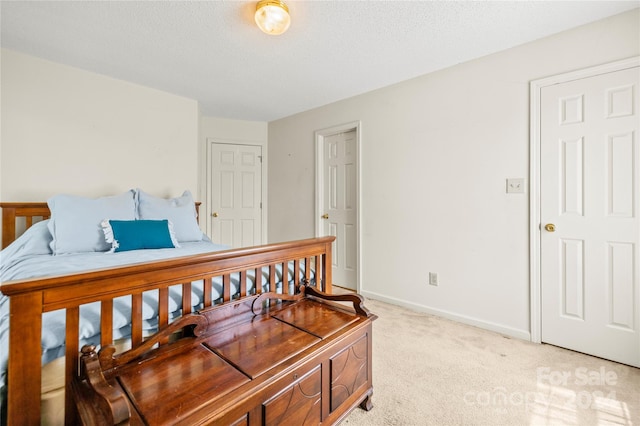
1,49 -> 199,202
267,10 -> 640,339
200,116 -> 267,144
0,49 -> 270,244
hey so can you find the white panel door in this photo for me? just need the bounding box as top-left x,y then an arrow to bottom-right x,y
322,130 -> 357,290
210,143 -> 262,248
541,66 -> 639,367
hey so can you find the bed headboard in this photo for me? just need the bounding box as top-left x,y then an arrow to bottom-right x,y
0,202 -> 202,250
0,203 -> 50,249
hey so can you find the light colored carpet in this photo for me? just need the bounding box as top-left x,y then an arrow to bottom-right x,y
342,298 -> 640,426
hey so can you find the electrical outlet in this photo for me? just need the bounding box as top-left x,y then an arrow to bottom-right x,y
506,178 -> 525,194
429,272 -> 438,286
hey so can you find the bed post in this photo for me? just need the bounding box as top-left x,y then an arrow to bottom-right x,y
7,292 -> 43,425
323,239 -> 333,293
0,203 -> 51,249
1,205 -> 17,249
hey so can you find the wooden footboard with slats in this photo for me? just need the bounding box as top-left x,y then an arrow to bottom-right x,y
0,203 -> 334,425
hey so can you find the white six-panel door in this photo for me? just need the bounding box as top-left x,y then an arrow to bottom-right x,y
210,143 -> 262,248
540,66 -> 639,367
321,130 -> 358,290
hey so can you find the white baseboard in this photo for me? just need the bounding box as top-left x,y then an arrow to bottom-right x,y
360,290 -> 532,342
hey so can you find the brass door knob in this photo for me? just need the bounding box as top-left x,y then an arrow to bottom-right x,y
321,214 -> 329,219
544,223 -> 556,232
212,212 -> 219,218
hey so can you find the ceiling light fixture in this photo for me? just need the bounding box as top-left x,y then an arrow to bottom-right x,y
255,0 -> 291,35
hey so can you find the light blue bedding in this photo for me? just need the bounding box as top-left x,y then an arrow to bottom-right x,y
0,220 -> 315,406
0,220 -> 229,403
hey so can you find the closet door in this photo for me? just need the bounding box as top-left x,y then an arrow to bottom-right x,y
210,143 -> 263,248
320,130 -> 358,290
540,65 -> 639,367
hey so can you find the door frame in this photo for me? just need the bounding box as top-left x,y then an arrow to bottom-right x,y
315,121 -> 362,292
205,138 -> 268,245
529,56 -> 639,343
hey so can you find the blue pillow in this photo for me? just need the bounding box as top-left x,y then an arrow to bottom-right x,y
101,220 -> 179,253
47,191 -> 137,254
137,189 -> 203,242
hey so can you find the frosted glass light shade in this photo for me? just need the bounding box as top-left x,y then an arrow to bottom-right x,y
255,0 -> 290,35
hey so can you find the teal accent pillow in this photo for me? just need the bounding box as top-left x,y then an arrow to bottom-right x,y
101,220 -> 179,253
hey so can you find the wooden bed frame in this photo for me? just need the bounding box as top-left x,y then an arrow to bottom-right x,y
0,202 -> 348,425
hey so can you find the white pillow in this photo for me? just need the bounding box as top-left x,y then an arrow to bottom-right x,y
137,189 -> 203,242
47,191 -> 137,254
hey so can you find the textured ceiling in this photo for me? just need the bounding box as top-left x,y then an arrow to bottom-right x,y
1,1 -> 638,121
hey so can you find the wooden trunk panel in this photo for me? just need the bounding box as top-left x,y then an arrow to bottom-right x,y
330,334 -> 369,412
272,300 -> 360,339
117,345 -> 250,425
263,366 -> 322,426
204,317 -> 320,379
229,414 -> 249,426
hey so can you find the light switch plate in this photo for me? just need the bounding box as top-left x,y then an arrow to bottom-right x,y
506,178 -> 525,194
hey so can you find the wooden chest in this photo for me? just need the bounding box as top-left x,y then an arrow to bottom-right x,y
72,291 -> 376,425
